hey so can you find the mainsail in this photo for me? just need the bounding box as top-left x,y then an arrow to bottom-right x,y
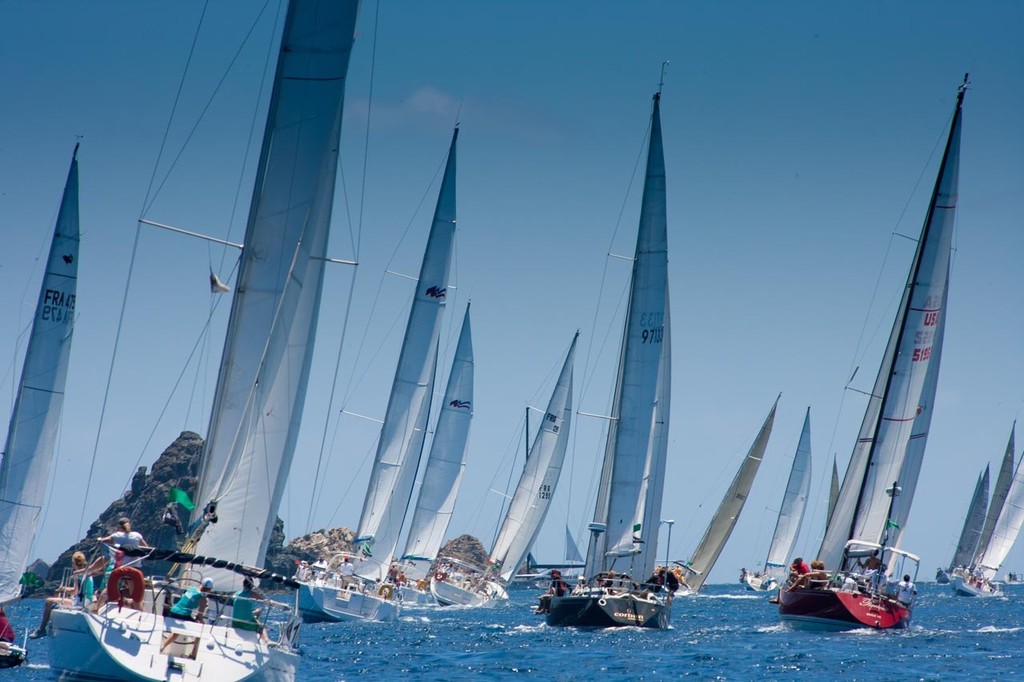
949,466 -> 990,571
401,305 -> 474,580
818,78 -> 964,570
586,92 -> 670,580
686,398 -> 777,592
763,407 -> 812,580
826,455 -> 839,528
976,450 -> 1024,579
973,426 -> 1015,565
489,334 -> 577,584
191,1 -> 361,591
355,130 -> 458,580
0,147 -> 79,604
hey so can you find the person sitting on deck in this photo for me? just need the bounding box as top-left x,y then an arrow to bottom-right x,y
31,551 -> 92,638
787,557 -> 810,586
534,570 -> 568,614
857,550 -> 881,572
160,578 -> 212,656
786,560 -> 828,591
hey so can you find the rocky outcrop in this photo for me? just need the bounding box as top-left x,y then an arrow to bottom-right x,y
438,534 -> 488,567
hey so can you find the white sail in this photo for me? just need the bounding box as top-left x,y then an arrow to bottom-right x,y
686,398 -> 777,591
401,305 -> 473,580
0,148 -> 79,604
564,526 -> 584,564
355,130 -> 458,580
489,334 -> 577,584
818,80 -> 964,570
949,467 -> 989,571
587,92 -> 670,576
763,407 -> 812,579
191,1 -> 361,591
977,452 -> 1024,579
974,426 -> 1015,564
826,455 -> 839,528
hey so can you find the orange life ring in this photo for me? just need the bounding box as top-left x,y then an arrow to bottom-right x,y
107,565 -> 145,607
378,583 -> 394,600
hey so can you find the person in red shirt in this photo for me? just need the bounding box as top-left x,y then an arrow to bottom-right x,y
0,606 -> 15,643
788,557 -> 810,585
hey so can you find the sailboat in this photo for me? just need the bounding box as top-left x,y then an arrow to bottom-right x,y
398,304 -> 474,604
743,407 -> 811,593
952,427 -> 1024,597
49,3 -> 361,680
0,147 -> 80,669
298,127 -> 458,624
684,398 -> 778,594
545,90 -> 671,629
937,466 -> 988,585
431,333 -> 577,607
779,76 -> 966,631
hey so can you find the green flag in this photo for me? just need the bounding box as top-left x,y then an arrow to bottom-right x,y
885,519 -> 900,530
19,571 -> 40,588
168,486 -> 195,511
632,523 -> 642,533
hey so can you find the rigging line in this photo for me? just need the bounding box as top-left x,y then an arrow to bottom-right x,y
144,0 -> 277,216
325,433 -> 378,528
306,261 -> 361,532
355,0 -> 381,257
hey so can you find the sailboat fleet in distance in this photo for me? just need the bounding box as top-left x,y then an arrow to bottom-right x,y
1,0 -> 1012,671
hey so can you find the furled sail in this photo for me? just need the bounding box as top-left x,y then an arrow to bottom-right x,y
489,333 -> 577,584
818,79 -> 964,570
763,408 -> 812,580
191,1 -> 361,591
686,398 -> 777,592
586,93 -> 670,578
355,130 -> 458,580
401,305 -> 474,580
0,147 -> 80,604
949,466 -> 990,571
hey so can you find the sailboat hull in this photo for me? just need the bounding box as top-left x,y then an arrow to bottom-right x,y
742,574 -> 778,592
0,644 -> 26,669
297,581 -> 400,623
429,577 -> 507,607
49,605 -> 297,681
545,592 -> 670,629
778,588 -> 910,631
950,576 -> 1001,597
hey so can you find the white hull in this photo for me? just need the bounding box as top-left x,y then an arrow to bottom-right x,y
429,577 -> 508,607
742,574 -> 778,592
398,584 -> 436,605
49,605 -> 297,682
297,581 -> 400,623
950,576 -> 1002,598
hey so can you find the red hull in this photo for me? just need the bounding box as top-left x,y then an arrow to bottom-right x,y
778,588 -> 910,631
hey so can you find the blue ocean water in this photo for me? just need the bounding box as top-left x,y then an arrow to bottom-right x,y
8,583 -> 1024,680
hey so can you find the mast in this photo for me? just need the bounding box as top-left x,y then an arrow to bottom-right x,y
818,76 -> 965,569
488,333 -> 577,584
355,129 -> 458,581
586,91 -> 670,577
0,147 -> 79,604
190,1 -> 361,591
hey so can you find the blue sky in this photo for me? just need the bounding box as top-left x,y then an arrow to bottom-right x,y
1,1 -> 1023,584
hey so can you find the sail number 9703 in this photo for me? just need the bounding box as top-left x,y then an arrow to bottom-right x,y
639,313 -> 663,344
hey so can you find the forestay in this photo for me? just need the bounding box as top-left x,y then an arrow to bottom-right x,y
489,334 -> 577,584
818,81 -> 964,570
401,305 -> 474,580
355,130 -> 458,581
191,1 -> 361,591
0,148 -> 79,604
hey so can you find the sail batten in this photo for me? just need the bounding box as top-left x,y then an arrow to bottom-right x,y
0,149 -> 80,605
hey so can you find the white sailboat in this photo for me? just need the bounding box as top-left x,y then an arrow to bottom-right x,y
398,304 -> 474,604
49,3 -> 361,680
545,89 -> 671,629
938,466 -> 988,584
298,128 -> 458,623
431,333 -> 577,607
953,427 -> 1024,597
685,398 -> 778,594
743,407 -> 811,593
780,76 -> 965,631
0,147 -> 80,668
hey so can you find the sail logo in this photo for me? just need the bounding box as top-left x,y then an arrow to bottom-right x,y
425,286 -> 447,299
41,288 -> 75,323
450,400 -> 471,409
62,254 -> 74,265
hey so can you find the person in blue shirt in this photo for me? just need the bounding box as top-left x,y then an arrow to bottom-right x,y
232,577 -> 269,642
160,578 -> 212,655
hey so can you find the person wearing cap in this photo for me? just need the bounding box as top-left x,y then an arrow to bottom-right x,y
534,570 -> 568,615
99,517 -> 150,551
788,557 -> 810,585
232,577 -> 269,642
161,578 -> 212,654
